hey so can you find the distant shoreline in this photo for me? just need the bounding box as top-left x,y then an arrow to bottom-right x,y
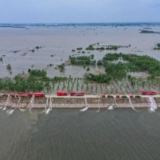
0,22 -> 160,28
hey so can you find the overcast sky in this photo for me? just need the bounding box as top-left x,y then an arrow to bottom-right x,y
0,0 -> 160,23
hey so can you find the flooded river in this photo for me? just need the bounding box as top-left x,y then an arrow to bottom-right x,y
0,108 -> 160,160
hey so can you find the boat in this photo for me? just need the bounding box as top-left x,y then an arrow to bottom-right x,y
2,92 -> 44,98
10,93 -> 20,98
70,92 -> 84,96
139,90 -> 157,95
2,93 -> 20,98
116,95 -> 120,98
57,91 -> 68,96
20,92 -> 32,97
129,94 -> 134,98
33,93 -> 45,98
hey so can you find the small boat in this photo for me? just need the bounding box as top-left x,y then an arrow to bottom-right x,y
2,94 -> 10,97
10,93 -> 20,98
57,91 -> 68,96
129,94 -> 134,99
101,94 -> 105,98
20,92 -> 32,97
116,95 -> 120,98
70,92 -> 84,96
148,91 -> 157,95
33,93 -> 45,98
139,90 -> 157,95
2,93 -> 20,98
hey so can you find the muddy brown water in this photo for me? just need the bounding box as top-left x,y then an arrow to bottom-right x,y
0,108 -> 160,160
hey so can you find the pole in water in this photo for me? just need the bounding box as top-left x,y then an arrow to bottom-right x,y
7,96 -> 17,115
17,97 -> 23,111
29,96 -> 35,113
7,109 -> 14,115
80,96 -> 89,112
27,96 -> 33,110
108,105 -> 114,110
107,96 -> 115,110
18,97 -> 27,112
127,95 -> 138,112
41,95 -> 50,114
113,95 -> 118,107
149,97 -> 157,112
45,96 -> 52,114
3,95 -> 10,111
96,96 -> 101,112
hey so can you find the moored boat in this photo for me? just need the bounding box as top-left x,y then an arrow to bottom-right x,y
57,91 -> 68,96
140,90 -> 157,95
70,92 -> 84,96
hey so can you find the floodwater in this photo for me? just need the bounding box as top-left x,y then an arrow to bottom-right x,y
0,108 -> 160,160
0,25 -> 160,78
1,24 -> 160,160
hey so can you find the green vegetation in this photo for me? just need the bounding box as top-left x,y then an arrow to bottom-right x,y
105,45 -> 118,50
85,62 -> 127,83
104,62 -> 127,79
69,55 -> 96,65
101,53 -> 160,76
29,69 -> 47,77
53,76 -> 67,83
57,63 -> 65,72
77,47 -> 83,50
85,73 -> 112,83
35,46 -> 41,49
140,30 -> 160,34
0,69 -> 70,92
0,57 -> 3,62
86,67 -> 90,71
1,50 -> 160,94
0,70 -> 47,92
86,45 -> 95,50
97,60 -> 103,65
22,46 -> 42,56
96,47 -> 105,51
85,53 -> 160,83
47,64 -> 54,67
6,64 -> 11,71
154,43 -> 160,50
86,44 -> 118,51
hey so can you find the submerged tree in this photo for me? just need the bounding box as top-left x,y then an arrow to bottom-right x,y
6,64 -> 11,71
0,57 -> 3,62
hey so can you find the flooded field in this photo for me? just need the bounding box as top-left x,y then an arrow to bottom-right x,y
0,25 -> 160,78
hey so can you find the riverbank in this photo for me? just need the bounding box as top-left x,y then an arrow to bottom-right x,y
0,94 -> 159,109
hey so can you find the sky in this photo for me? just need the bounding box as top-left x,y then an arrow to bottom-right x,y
0,0 -> 160,23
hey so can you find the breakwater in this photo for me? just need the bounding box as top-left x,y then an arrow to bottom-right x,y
1,95 -> 160,110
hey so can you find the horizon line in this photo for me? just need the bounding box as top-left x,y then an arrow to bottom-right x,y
0,22 -> 160,24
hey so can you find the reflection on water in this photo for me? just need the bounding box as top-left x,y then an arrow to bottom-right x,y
0,109 -> 160,160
